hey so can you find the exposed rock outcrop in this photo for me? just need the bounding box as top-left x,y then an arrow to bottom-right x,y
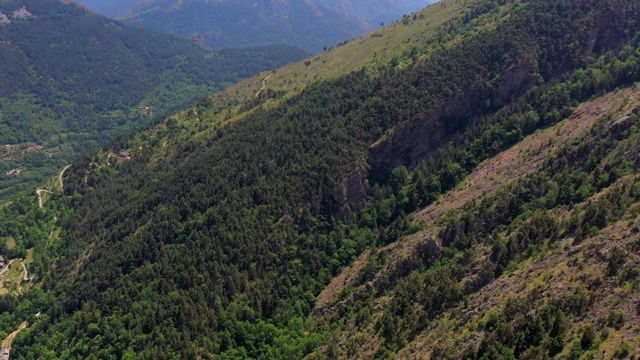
368,87 -> 483,180
611,115 -> 631,140
367,19 -> 630,181
494,58 -> 538,107
12,7 -> 34,19
369,57 -> 540,180
329,164 -> 369,208
0,12 -> 11,25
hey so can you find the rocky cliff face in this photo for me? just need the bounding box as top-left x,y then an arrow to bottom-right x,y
369,85 -> 487,180
494,58 -> 538,107
329,165 -> 368,206
368,56 -> 538,180
367,13 -> 633,181
316,0 -> 432,30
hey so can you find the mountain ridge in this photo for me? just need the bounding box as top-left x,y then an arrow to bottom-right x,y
0,0 -> 306,196
75,0 -> 434,52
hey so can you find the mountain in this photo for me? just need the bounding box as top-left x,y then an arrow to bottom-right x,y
74,0 -> 434,52
317,0 -> 431,30
69,0 -> 135,17
0,0 -> 307,196
2,0 -> 640,358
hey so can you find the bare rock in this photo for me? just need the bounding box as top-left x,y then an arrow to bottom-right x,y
369,57 -> 537,180
415,236 -> 442,266
329,164 -> 369,206
0,12 -> 11,25
611,116 -> 630,140
12,7 -> 34,19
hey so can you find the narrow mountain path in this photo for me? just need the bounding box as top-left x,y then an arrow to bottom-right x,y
193,106 -> 201,122
20,260 -> 27,282
255,71 -> 275,98
36,189 -> 52,208
315,86 -> 640,310
0,259 -> 15,278
59,164 -> 71,192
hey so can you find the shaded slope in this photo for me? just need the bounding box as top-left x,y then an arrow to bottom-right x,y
312,85 -> 640,358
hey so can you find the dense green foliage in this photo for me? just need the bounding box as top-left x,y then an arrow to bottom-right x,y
0,0 -> 307,196
312,0 -> 640,355
2,0 -> 640,358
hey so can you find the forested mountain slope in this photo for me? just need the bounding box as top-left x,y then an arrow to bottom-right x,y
311,85 -> 640,359
0,0 -> 306,196
2,0 -> 640,358
75,0 -> 433,53
103,0 -> 361,53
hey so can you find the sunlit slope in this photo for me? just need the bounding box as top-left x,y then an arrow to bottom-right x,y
187,0 -> 481,127
11,0 -> 640,358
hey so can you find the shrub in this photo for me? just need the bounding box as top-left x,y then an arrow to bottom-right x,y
607,310 -> 625,330
613,342 -> 630,358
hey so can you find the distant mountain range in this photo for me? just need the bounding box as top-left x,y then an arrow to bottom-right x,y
74,0 -> 434,52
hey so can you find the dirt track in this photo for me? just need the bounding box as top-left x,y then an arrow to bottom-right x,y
1,321 -> 27,351
315,86 -> 640,311
59,165 -> 71,191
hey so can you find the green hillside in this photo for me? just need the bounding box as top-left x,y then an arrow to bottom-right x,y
0,0 -> 307,196
2,0 -> 640,358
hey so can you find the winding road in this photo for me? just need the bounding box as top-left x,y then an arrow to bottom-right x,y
36,165 -> 70,208
35,189 -> 52,208
59,164 -> 71,191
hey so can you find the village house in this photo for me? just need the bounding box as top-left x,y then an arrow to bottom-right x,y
119,152 -> 132,159
0,255 -> 4,269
